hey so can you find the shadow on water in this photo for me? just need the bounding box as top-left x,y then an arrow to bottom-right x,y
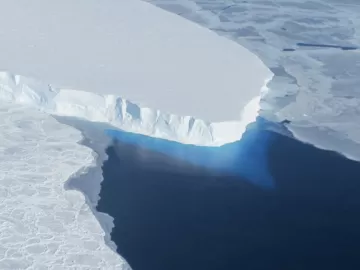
97,118 -> 360,270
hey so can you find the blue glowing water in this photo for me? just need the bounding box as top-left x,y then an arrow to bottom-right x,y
105,118 -> 275,188
97,118 -> 360,270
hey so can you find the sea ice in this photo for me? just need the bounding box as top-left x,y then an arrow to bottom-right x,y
0,103 -> 130,269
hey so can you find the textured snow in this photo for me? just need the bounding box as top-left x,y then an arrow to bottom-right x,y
0,0 -> 272,146
146,0 -> 360,159
0,103 -> 130,269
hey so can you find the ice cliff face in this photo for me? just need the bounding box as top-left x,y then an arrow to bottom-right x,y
0,72 -> 272,146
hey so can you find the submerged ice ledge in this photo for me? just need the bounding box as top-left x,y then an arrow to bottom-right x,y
0,72 -> 272,146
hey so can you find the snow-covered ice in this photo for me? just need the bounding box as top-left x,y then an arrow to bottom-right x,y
0,0 -> 272,145
0,103 -> 130,269
145,0 -> 360,159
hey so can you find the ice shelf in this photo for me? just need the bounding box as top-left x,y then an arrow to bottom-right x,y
0,0 -> 272,145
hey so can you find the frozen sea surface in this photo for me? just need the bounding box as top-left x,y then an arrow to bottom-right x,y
0,103 -> 130,269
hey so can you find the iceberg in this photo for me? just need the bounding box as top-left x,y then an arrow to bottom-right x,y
0,0 -> 272,146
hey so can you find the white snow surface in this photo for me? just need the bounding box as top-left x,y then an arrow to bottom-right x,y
0,0 -> 272,146
0,103 -> 130,269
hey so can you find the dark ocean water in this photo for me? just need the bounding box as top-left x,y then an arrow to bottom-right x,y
97,119 -> 360,270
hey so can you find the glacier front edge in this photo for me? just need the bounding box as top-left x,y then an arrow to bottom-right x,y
0,72 -> 271,146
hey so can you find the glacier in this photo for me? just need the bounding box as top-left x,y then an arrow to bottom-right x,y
0,0 -> 272,146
